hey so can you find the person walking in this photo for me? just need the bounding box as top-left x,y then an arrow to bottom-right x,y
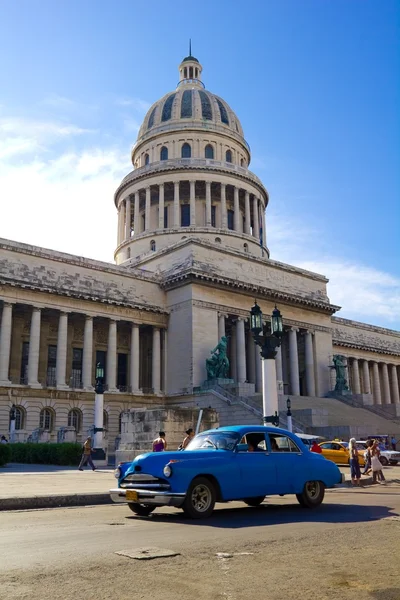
78,436 -> 96,471
349,438 -> 362,486
152,431 -> 167,452
391,436 -> 397,451
181,428 -> 195,450
0,435 -> 8,444
371,439 -> 385,484
311,440 -> 322,454
362,439 -> 373,475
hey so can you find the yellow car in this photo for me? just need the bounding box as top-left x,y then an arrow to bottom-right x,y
318,441 -> 366,466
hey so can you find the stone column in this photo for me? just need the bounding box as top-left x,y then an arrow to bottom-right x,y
145,186 -> 151,231
372,362 -> 382,405
381,363 -> 391,404
130,323 -> 140,392
134,191 -> 140,235
262,203 -> 267,246
362,360 -> 371,394
247,330 -> 256,385
288,328 -> 300,395
163,329 -> 168,393
189,180 -> 196,226
117,206 -> 121,245
230,325 -> 237,381
221,183 -> 227,228
152,327 -> 161,394
304,331 -> 316,397
106,319 -> 117,392
218,314 -> 226,340
351,358 -> 361,394
252,196 -> 259,239
244,191 -> 251,235
236,317 -> 247,384
390,364 -> 400,404
119,202 -> 126,244
56,311 -> 69,389
158,183 -> 164,229
276,345 -> 283,386
234,187 -> 240,232
27,307 -> 41,387
205,181 -> 212,226
0,302 -> 13,384
82,316 -> 93,390
174,181 -> 180,227
255,347 -> 262,393
125,197 -> 131,240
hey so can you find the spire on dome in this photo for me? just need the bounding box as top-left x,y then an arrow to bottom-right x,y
178,44 -> 203,87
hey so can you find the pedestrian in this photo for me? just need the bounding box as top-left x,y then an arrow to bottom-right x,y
152,431 -> 167,452
310,440 -> 322,454
78,436 -> 96,471
362,440 -> 373,475
391,436 -> 397,451
0,435 -> 8,444
349,438 -> 361,486
181,428 -> 195,450
370,439 -> 385,484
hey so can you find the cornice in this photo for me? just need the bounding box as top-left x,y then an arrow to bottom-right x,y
332,316 -> 400,338
333,339 -> 400,358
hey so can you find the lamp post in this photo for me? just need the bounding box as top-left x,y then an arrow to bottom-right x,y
93,363 -> 106,462
9,404 -> 16,443
286,398 -> 292,432
250,301 -> 283,427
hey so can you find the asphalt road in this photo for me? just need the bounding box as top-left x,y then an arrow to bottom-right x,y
1,487 -> 400,600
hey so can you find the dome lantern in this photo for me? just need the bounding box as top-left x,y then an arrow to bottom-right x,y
178,41 -> 203,88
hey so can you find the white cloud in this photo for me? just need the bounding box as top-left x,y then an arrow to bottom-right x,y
115,97 -> 151,112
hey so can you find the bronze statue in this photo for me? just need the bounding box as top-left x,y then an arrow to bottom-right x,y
206,336 -> 230,379
332,354 -> 349,392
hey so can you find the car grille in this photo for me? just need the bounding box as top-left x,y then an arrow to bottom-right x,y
120,473 -> 169,489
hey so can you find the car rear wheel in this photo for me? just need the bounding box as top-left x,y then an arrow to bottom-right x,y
379,456 -> 389,466
127,502 -> 156,516
296,481 -> 325,508
243,496 -> 265,507
182,477 -> 216,519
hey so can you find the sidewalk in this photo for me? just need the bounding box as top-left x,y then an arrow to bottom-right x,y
0,463 -> 399,511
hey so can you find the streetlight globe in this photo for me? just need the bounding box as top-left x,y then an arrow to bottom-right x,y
271,306 -> 283,338
250,300 -> 263,336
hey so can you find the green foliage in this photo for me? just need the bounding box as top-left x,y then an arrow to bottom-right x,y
0,443 -> 11,467
8,443 -> 82,466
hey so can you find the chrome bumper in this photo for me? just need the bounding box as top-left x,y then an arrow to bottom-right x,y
110,488 -> 186,507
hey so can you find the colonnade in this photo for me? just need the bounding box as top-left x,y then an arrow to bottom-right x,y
348,356 -> 400,405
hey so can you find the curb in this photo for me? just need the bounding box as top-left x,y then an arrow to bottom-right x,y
0,493 -> 113,511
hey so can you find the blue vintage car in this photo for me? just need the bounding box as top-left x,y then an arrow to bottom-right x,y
110,425 -> 344,519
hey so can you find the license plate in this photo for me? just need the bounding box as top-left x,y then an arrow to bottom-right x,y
126,490 -> 138,502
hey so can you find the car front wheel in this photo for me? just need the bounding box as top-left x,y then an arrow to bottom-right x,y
379,457 -> 389,466
296,481 -> 325,508
127,502 -> 156,516
243,496 -> 265,507
182,477 -> 216,519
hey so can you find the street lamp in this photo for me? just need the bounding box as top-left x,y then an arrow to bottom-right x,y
250,301 -> 283,427
93,363 -> 106,461
9,404 -> 16,443
286,397 -> 292,433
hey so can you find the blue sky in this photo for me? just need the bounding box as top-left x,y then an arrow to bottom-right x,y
0,0 -> 399,329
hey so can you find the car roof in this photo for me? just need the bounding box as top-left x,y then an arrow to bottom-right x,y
199,425 -> 295,436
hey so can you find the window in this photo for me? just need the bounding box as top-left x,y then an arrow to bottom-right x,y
68,409 -> 82,432
103,410 -> 109,431
269,434 -> 301,453
226,150 -> 232,163
71,348 -> 83,388
181,143 -> 191,158
20,341 -> 29,384
164,206 -> 168,228
39,408 -> 54,431
244,243 -> 248,253
180,90 -> 193,118
216,98 -> 229,124
150,240 -> 156,251
227,209 -> 234,230
215,237 -> 221,243
118,412 -> 123,434
240,158 -> 244,167
160,146 -> 168,161
147,106 -> 157,129
46,345 -> 57,386
96,350 -> 107,383
211,205 -> 216,227
181,204 -> 190,227
10,406 -> 25,430
198,90 -> 213,120
189,66 -> 193,78
144,154 -> 149,166
237,433 -> 267,452
117,353 -> 128,391
184,67 -> 187,78
195,68 -> 198,78
161,93 -> 176,121
205,144 -> 214,159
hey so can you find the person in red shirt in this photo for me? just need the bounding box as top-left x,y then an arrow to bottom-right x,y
311,440 -> 322,453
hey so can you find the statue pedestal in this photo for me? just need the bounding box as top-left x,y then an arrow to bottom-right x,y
202,378 -> 234,389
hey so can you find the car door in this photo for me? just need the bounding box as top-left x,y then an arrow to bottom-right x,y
235,433 -> 278,498
331,443 -> 349,464
267,433 -> 305,494
319,442 -> 335,462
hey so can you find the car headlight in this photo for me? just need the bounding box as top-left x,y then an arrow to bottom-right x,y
163,464 -> 172,478
114,467 -> 121,479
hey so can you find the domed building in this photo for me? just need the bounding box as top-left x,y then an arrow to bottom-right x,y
0,54 -> 399,456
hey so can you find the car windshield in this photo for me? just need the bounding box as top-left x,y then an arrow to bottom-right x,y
185,431 -> 240,451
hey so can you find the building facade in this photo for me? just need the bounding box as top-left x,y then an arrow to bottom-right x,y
1,54 -> 399,450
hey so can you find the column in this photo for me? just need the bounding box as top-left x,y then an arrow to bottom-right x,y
145,186 -> 151,231
372,362 -> 381,405
125,197 -> 131,240
221,183 -> 227,228
390,364 -> 400,404
381,363 -> 391,404
304,331 -> 316,397
189,180 -> 196,226
252,196 -> 259,239
134,191 -> 140,235
119,202 -> 126,244
56,311 -> 68,389
244,191 -> 251,235
247,330 -> 256,385
218,314 -> 226,340
351,358 -> 361,394
158,184 -> 164,229
129,323 -> 140,392
82,316 -> 93,390
288,328 -> 300,395
262,203 -> 267,246
106,319 -> 117,392
255,344 -> 262,393
162,329 -> 168,393
233,187 -> 240,232
236,318 -> 246,383
0,302 -> 13,384
230,325 -> 237,381
27,307 -> 41,387
276,345 -> 283,393
152,327 -> 161,394
362,360 -> 371,394
205,181 -> 212,226
117,206 -> 121,245
174,181 -> 180,227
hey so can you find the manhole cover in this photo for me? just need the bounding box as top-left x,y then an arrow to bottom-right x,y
116,547 -> 180,560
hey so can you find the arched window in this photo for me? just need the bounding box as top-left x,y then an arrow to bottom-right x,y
181,143 -> 191,158
147,106 -> 157,130
244,243 -> 249,253
10,406 -> 25,430
226,150 -> 232,163
205,144 -> 214,159
160,146 -> 168,161
150,240 -> 156,251
240,158 -> 244,167
39,408 -> 54,431
144,154 -> 149,166
67,409 -> 82,433
103,410 -> 109,431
